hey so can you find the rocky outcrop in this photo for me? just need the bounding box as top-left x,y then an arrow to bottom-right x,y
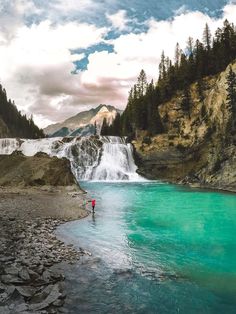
0,152 -> 78,188
134,62 -> 236,192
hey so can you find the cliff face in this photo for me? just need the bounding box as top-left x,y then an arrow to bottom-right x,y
134,62 -> 236,192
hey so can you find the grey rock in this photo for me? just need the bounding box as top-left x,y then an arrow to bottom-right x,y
0,292 -> 8,303
5,266 -> 19,276
30,284 -> 53,304
29,284 -> 61,311
0,256 -> 15,263
1,275 -> 23,284
52,298 -> 64,307
36,265 -> 45,275
16,286 -> 36,298
19,267 -> 30,281
0,284 -> 5,293
42,270 -> 51,282
14,303 -> 29,312
0,306 -> 10,314
28,269 -> 40,281
5,285 -> 15,297
50,270 -> 63,281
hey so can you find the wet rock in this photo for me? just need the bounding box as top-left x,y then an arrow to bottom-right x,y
52,299 -> 64,307
30,285 -> 53,304
29,284 -> 61,311
50,270 -> 64,281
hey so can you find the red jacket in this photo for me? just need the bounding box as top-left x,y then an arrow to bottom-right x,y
92,200 -> 96,206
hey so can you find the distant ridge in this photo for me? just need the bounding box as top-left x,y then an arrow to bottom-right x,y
44,104 -> 122,137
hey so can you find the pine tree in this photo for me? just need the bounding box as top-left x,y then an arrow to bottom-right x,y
181,86 -> 191,114
226,66 -> 236,131
112,113 -> 121,135
94,121 -> 97,135
101,118 -> 109,135
137,69 -> 147,97
197,77 -> 205,102
159,51 -> 166,80
175,43 -> 181,67
186,37 -> 194,55
203,23 -> 212,51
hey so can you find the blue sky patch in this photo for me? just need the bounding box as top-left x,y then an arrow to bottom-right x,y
71,43 -> 115,72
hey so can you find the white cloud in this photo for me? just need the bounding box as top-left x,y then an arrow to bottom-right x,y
0,20 -> 107,126
14,0 -> 41,16
223,3 -> 236,20
0,0 -> 41,42
78,10 -> 223,107
106,10 -> 129,31
1,3 -> 236,128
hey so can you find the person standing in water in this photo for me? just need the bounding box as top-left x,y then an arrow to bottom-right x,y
91,199 -> 96,213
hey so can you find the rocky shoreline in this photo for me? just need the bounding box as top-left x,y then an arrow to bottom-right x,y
0,187 -> 90,314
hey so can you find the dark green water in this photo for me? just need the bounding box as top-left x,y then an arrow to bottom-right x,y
58,182 -> 236,313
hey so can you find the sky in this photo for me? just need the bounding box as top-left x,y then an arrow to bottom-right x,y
0,0 -> 236,128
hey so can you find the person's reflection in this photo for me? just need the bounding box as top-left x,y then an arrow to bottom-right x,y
91,212 -> 96,227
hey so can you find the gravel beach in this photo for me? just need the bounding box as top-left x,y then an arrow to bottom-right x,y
0,186 -> 89,314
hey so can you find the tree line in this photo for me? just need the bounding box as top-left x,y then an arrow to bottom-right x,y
101,20 -> 236,137
226,66 -> 236,135
0,84 -> 45,138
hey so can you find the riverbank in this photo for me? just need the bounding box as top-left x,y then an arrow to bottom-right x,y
0,186 -> 90,314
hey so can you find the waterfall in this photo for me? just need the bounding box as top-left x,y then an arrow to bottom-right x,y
93,137 -> 140,181
0,136 -> 143,182
0,138 -> 21,154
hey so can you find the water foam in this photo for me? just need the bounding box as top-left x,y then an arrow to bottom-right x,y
0,136 -> 144,182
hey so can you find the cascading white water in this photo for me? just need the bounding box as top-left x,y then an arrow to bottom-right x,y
0,138 -> 21,154
0,136 -> 144,182
93,137 -> 141,181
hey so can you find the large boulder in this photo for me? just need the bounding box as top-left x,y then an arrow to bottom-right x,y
0,153 -> 77,188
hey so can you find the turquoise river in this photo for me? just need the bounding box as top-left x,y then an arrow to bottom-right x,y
57,181 -> 236,313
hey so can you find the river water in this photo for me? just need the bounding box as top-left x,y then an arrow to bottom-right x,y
57,181 -> 236,313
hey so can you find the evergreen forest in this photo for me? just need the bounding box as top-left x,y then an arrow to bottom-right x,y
101,20 -> 236,137
0,84 -> 44,138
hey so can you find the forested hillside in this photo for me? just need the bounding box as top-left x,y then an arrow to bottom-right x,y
102,20 -> 236,137
0,84 -> 44,138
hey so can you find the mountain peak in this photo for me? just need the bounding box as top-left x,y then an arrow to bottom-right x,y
44,104 -> 122,137
98,106 -> 109,114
